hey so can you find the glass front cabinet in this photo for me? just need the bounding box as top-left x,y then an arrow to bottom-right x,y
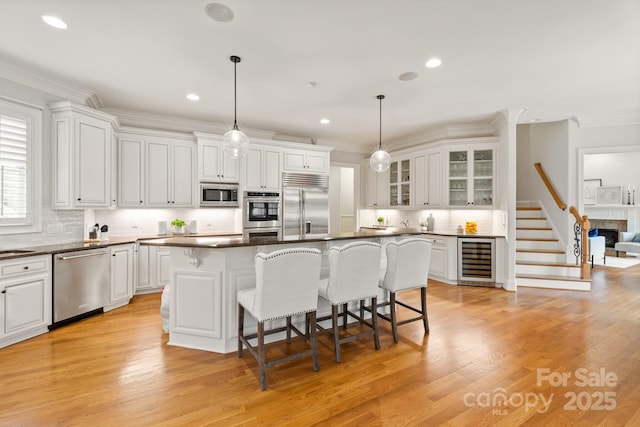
447,147 -> 495,207
389,158 -> 411,206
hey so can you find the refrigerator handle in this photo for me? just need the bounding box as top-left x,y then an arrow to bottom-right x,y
305,221 -> 311,234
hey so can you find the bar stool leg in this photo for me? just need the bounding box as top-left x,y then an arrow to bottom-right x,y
421,287 -> 429,334
238,304 -> 244,357
310,311 -> 319,371
342,303 -> 348,329
332,304 -> 341,363
372,297 -> 380,350
390,291 -> 398,343
286,316 -> 292,343
257,321 -> 267,390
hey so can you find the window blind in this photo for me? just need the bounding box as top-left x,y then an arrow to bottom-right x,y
0,114 -> 28,219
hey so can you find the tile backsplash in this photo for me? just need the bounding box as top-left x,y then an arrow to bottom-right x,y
0,205 -> 84,249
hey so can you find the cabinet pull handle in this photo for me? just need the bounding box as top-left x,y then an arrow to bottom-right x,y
23,266 -> 29,270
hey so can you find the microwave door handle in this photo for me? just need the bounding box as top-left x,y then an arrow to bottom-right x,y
299,190 -> 304,236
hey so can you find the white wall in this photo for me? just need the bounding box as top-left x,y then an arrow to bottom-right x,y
584,152 -> 640,200
517,121 -> 572,247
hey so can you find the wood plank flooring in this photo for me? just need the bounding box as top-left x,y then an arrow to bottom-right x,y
1,263 -> 639,426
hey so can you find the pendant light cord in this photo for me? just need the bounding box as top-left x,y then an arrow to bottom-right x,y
377,94 -> 385,150
230,55 -> 241,130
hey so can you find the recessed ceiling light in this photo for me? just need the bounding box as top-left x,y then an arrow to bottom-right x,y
530,118 -> 541,122
320,118 -> 330,124
425,58 -> 442,68
205,3 -> 234,22
41,15 -> 68,29
307,82 -> 318,88
399,71 -> 418,81
186,93 -> 200,101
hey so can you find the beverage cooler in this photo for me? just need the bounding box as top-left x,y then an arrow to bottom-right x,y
457,238 -> 495,287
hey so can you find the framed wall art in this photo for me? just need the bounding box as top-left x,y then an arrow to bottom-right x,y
583,179 -> 601,205
596,185 -> 622,205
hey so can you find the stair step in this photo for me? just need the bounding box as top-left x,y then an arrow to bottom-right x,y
517,274 -> 591,291
516,228 -> 554,239
516,261 -> 581,277
516,238 -> 558,242
515,208 -> 544,218
516,218 -> 549,228
516,239 -> 562,251
516,207 -> 542,211
516,249 -> 566,263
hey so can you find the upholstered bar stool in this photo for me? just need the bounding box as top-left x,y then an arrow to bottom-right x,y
377,237 -> 432,343
237,247 -> 322,390
317,241 -> 382,362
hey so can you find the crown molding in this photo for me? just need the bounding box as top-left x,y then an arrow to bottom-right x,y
384,119 -> 497,152
0,54 -> 96,105
578,112 -> 640,128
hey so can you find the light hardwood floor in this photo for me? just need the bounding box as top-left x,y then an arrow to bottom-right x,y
1,263 -> 639,426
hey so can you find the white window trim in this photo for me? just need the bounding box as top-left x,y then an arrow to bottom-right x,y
0,96 -> 42,234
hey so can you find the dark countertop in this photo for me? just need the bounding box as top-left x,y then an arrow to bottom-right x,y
0,229 -> 503,261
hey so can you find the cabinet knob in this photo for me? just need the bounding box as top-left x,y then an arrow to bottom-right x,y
23,266 -> 29,270
113,254 -> 116,257
77,198 -> 81,201
1,290 -> 5,294
140,200 -> 143,204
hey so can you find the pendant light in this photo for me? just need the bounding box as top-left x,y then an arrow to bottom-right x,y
370,94 -> 391,172
223,55 -> 249,159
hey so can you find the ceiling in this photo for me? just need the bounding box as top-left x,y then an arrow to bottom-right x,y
1,0 -> 639,153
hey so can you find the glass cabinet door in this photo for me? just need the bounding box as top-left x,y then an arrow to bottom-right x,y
389,159 -> 411,206
472,149 -> 493,206
448,151 -> 468,206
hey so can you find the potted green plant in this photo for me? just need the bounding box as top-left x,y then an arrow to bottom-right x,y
377,216 -> 385,227
170,218 -> 186,234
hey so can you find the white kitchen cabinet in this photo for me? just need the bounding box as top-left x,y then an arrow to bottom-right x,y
283,148 -> 329,174
136,245 -> 169,294
118,136 -> 145,207
50,101 -> 117,209
105,244 -> 134,312
366,163 -> 389,208
0,255 -> 51,349
446,144 -> 496,208
243,144 -> 281,191
146,139 -> 195,207
196,136 -> 240,183
423,234 -> 458,284
389,157 -> 411,207
413,149 -> 442,208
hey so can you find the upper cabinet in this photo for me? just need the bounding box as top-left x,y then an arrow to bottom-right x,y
389,157 -> 411,207
117,130 -> 195,208
365,164 -> 389,208
446,144 -> 495,208
412,149 -> 442,208
282,147 -> 330,174
244,143 -> 281,192
51,102 -> 117,209
195,134 -> 239,183
146,138 -> 195,207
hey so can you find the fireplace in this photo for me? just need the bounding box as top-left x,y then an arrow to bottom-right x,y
597,228 -> 619,248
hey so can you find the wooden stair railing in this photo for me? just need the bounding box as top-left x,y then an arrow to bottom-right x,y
533,162 -> 590,280
534,163 -> 567,211
570,206 -> 591,280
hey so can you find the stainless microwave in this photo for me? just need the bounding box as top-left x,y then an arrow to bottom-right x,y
200,182 -> 239,207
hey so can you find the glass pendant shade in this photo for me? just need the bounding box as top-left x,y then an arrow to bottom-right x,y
370,94 -> 390,172
370,148 -> 391,172
223,125 -> 249,159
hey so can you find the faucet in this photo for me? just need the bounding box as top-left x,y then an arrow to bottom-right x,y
401,220 -> 409,228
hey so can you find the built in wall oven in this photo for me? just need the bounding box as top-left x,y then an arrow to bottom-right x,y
243,191 -> 281,240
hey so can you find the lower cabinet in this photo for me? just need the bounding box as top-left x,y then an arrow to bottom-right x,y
423,234 -> 458,284
0,255 -> 52,349
105,244 -> 134,312
136,245 -> 170,294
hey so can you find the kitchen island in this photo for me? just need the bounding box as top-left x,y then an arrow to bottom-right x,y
140,229 -> 426,354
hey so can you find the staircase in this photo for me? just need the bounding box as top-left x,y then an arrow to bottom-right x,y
516,203 -> 591,291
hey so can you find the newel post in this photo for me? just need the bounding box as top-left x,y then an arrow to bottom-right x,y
581,215 -> 590,280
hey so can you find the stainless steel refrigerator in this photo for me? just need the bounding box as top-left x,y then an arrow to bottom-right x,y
282,172 -> 329,240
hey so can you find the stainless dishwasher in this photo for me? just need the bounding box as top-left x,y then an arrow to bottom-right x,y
52,248 -> 109,326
